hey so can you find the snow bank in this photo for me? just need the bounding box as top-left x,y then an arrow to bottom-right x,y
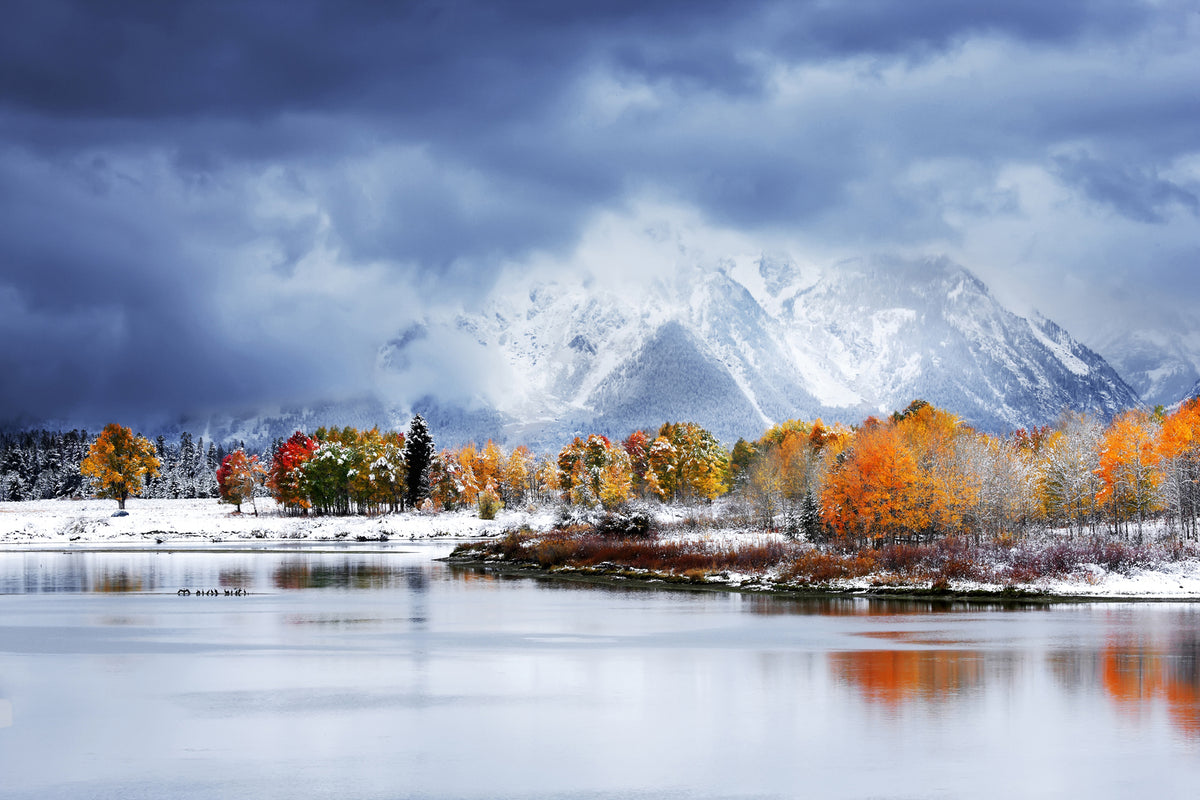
0,498 -> 557,546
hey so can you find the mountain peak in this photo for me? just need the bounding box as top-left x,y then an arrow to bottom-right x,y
373,255 -> 1140,444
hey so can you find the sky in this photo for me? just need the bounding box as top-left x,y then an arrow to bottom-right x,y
2,0 -> 1198,427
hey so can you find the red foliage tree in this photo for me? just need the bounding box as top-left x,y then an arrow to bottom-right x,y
216,449 -> 266,515
269,431 -> 317,513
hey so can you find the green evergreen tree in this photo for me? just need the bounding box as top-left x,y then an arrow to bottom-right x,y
403,414 -> 434,508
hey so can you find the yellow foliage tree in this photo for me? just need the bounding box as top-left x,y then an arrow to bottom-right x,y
503,445 -> 534,507
1096,409 -> 1163,539
598,448 -> 633,510
893,403 -> 979,538
1157,399 -> 1200,539
81,423 -> 161,510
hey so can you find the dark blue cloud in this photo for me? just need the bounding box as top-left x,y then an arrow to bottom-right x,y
0,0 -> 1197,424
1054,154 -> 1199,224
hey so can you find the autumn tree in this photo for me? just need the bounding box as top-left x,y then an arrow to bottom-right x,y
1157,399 -> 1200,539
1096,409 -> 1163,540
502,445 -> 535,507
742,419 -> 829,535
1037,412 -> 1103,536
647,422 -> 729,503
728,437 -> 756,490
304,439 -> 354,515
216,449 -> 266,515
478,440 -> 504,496
80,423 -> 161,510
623,430 -> 653,496
821,418 -> 924,547
534,453 -> 560,502
893,403 -> 979,539
268,431 -> 317,513
557,434 -> 633,509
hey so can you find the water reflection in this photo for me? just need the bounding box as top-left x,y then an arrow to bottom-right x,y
272,559 -> 428,591
6,549 -> 1200,799
91,569 -> 145,593
829,649 -> 988,707
740,593 -> 1046,617
1099,639 -> 1200,738
217,568 -> 253,589
0,550 -> 441,596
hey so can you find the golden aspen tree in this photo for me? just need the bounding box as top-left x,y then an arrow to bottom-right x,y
1096,409 -> 1163,539
894,403 -> 978,539
81,423 -> 161,510
821,419 -> 923,547
598,447 -> 634,509
502,445 -> 534,507
1157,399 -> 1200,539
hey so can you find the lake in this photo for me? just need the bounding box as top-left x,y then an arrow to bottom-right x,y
2,544 -> 1199,799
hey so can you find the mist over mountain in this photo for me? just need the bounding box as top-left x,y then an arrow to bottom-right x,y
372,255 -> 1140,447
1092,327 -> 1200,409
11,255 -> 1152,449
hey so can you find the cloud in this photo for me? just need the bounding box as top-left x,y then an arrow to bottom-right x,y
0,1 -> 1198,424
1052,153 -> 1199,223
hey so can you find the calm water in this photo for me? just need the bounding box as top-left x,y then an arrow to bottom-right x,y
2,544 -> 1200,799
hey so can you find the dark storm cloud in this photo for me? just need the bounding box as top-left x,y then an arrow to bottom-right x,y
1,0 -> 1197,424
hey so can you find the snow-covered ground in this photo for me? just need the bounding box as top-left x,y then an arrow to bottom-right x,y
5,498 -> 1200,599
756,563 -> 1200,601
0,498 -> 556,546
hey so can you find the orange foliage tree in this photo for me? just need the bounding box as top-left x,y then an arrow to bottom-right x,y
821,402 -> 978,547
893,402 -> 979,539
81,423 -> 161,510
216,449 -> 266,515
1095,409 -> 1163,540
1156,399 -> 1200,539
821,418 -> 924,547
268,431 -> 317,513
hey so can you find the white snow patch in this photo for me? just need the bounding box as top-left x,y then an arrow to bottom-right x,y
0,498 -> 557,546
1029,318 -> 1090,376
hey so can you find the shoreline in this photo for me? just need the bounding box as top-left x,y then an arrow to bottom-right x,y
441,554 -> 1200,605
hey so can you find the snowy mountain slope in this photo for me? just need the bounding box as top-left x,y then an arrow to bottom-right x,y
24,255 -> 1141,449
1092,327 -> 1200,408
376,255 -> 1141,444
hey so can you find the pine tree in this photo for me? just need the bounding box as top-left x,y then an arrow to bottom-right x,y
403,414 -> 434,509
178,432 -> 196,498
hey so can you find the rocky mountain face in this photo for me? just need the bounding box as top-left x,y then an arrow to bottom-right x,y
1092,328 -> 1200,409
375,255 -> 1141,446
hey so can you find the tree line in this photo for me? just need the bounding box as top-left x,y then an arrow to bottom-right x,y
0,428 -> 231,502
11,398 -> 1200,544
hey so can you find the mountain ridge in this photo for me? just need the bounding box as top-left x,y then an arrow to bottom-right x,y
6,257 -> 1150,449
374,254 -> 1140,446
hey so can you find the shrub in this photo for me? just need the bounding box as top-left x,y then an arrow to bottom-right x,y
783,549 -> 880,584
595,505 -> 654,537
478,486 -> 502,520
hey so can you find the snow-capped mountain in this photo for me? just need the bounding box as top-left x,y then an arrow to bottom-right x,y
376,255 -> 1140,445
1091,327 -> 1200,408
